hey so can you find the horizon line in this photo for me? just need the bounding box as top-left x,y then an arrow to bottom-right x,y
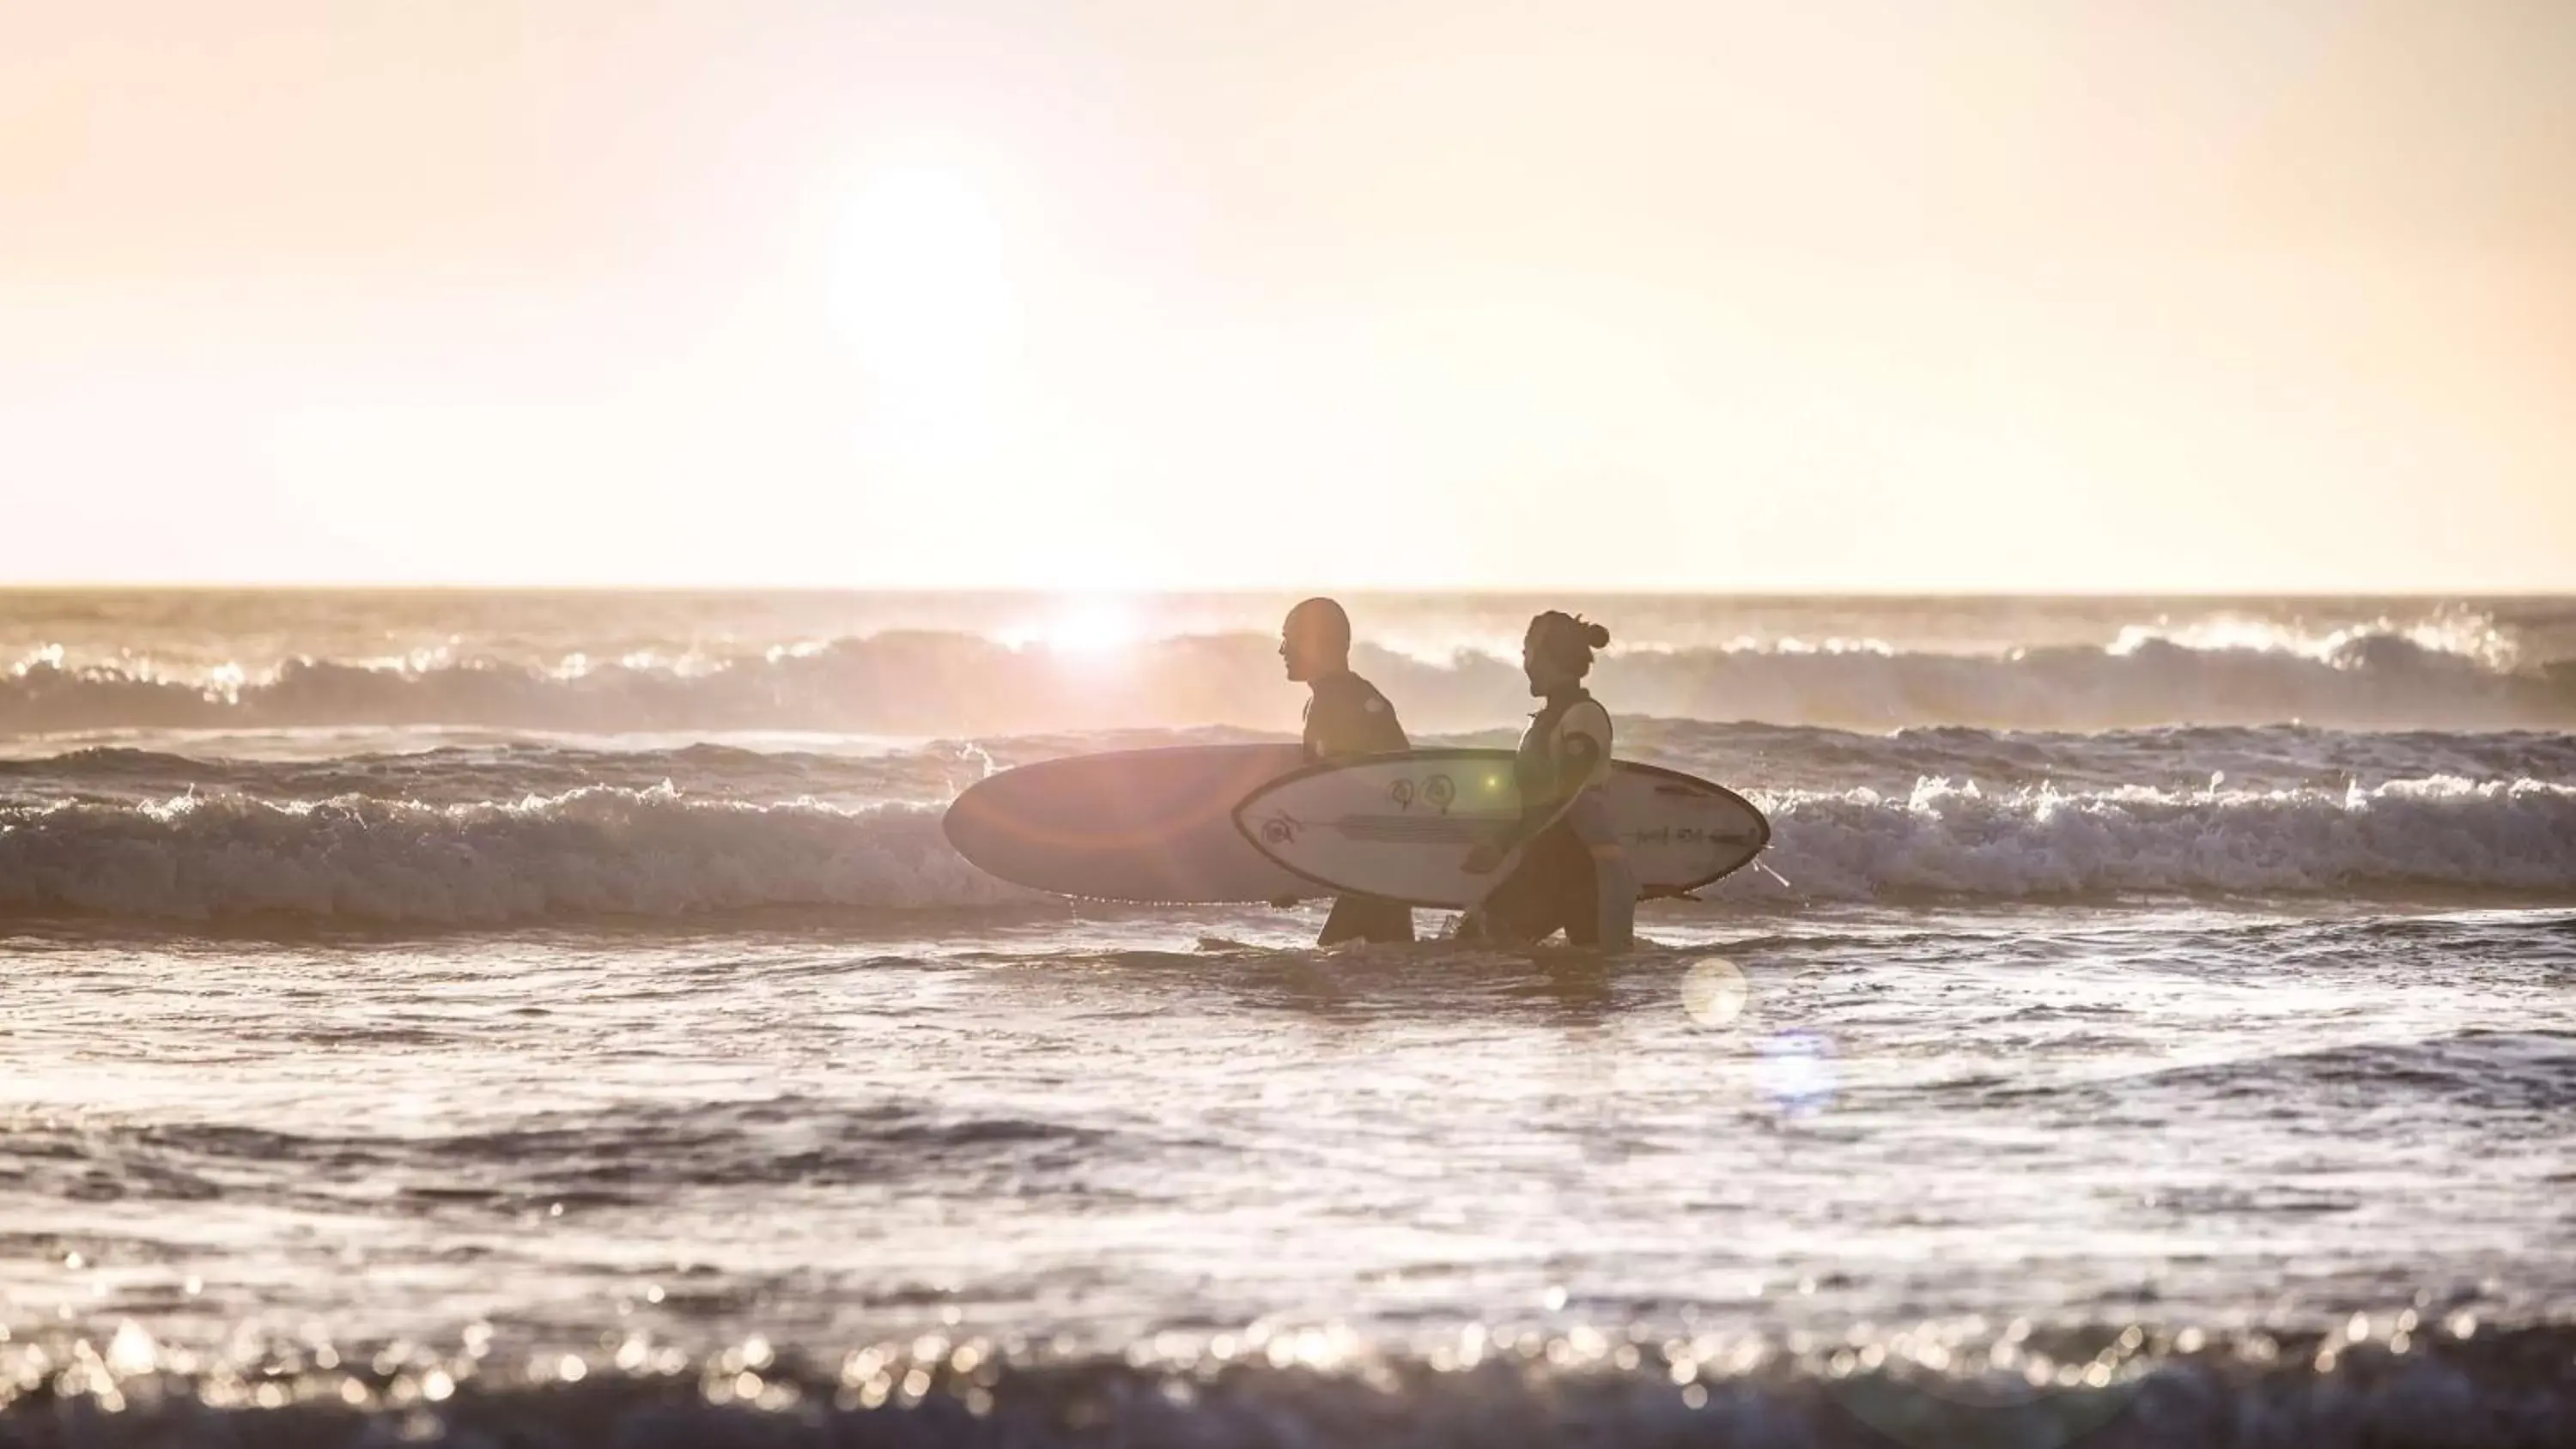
0,580 -> 2571,600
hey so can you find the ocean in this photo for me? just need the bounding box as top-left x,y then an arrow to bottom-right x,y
1,589 -> 2570,1446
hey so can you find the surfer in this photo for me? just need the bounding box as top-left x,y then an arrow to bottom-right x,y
1278,597 -> 1416,944
1458,611 -> 1636,950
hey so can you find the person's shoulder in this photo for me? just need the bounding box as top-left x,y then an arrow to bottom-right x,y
1326,670 -> 1395,715
1316,671 -> 1407,751
1560,697 -> 1612,740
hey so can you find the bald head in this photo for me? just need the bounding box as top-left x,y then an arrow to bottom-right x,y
1280,597 -> 1352,682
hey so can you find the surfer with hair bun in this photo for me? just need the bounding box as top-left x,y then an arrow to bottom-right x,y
1278,597 -> 1416,944
1459,610 -> 1636,950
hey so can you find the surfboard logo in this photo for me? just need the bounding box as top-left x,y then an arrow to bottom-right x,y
1387,775 -> 1455,815
1259,814 -> 1302,846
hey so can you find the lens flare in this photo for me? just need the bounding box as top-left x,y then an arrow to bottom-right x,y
1756,1031 -> 1837,1117
1680,956 -> 1748,1029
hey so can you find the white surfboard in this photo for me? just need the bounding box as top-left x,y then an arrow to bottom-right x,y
1232,749 -> 1769,908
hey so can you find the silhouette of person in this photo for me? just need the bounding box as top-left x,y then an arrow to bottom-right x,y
1459,610 -> 1636,950
1277,597 -> 1415,945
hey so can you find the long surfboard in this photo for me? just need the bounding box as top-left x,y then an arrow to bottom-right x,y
1233,749 -> 1769,908
942,744 -> 1315,903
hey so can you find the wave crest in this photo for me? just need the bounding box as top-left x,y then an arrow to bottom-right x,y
1752,775 -> 2576,900
3,775 -> 2567,923
0,786 -> 1027,923
7,627 -> 2573,735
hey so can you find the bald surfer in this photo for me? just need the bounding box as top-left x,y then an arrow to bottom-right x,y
1277,597 -> 1416,944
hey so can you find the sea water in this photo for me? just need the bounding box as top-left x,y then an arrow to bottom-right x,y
1,590 -> 2570,1445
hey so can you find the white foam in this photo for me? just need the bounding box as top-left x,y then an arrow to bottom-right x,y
3,774 -> 2567,923
2108,609 -> 2522,671
1731,775 -> 2576,900
0,785 -> 1034,923
1,627 -> 2568,736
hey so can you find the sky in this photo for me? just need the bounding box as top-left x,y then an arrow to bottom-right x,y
2,0 -> 2571,591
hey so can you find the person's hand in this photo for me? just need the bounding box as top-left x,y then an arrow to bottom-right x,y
1461,843 -> 1504,875
1267,894 -> 1302,909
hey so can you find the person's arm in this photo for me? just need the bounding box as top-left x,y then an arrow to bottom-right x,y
1463,709 -> 1607,872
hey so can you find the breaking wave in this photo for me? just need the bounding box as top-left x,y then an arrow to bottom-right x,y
0,787 -> 1031,923
1746,775 -> 2576,900
8,722 -> 2573,805
3,776 -> 2568,924
8,627 -> 2575,736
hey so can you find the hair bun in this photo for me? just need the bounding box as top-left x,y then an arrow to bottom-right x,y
1583,621 -> 1612,648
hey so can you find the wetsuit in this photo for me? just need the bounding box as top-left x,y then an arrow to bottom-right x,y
1475,688 -> 1637,949
1302,669 -> 1416,944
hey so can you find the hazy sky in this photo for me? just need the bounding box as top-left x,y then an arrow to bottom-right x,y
3,0 -> 2570,591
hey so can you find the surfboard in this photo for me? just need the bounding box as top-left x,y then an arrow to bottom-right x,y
1232,749 -> 1770,909
942,744 -> 1315,903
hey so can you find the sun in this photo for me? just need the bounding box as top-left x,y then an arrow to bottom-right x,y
999,596 -> 1145,658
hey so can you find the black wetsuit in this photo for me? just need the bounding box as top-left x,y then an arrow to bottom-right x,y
1302,669 -> 1416,944
1474,688 -> 1635,949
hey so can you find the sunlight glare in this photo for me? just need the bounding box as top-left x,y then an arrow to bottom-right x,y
1002,597 -> 1145,658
